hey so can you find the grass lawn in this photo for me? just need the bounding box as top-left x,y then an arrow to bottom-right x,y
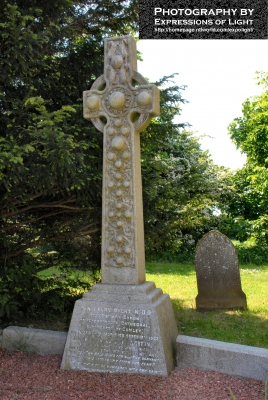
146,262 -> 268,349
10,262 -> 268,349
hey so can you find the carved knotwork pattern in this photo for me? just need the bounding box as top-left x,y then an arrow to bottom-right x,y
83,36 -> 159,270
104,117 -> 134,268
106,37 -> 130,85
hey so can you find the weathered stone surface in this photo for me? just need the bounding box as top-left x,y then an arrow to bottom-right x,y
61,36 -> 178,376
83,35 -> 159,285
177,335 -> 268,382
2,326 -> 67,355
61,282 -> 178,376
195,230 -> 247,310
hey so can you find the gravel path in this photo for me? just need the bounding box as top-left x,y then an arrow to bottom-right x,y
0,349 -> 265,399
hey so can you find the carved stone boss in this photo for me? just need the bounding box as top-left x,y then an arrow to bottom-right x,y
83,36 -> 159,285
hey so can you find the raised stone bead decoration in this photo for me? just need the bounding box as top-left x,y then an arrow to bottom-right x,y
61,36 -> 178,377
83,36 -> 159,283
105,116 -> 134,269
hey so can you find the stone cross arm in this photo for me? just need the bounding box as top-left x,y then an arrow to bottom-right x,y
61,36 -> 178,379
83,36 -> 160,133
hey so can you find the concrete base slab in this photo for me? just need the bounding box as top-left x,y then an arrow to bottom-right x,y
177,335 -> 268,382
61,281 -> 178,376
2,326 -> 67,355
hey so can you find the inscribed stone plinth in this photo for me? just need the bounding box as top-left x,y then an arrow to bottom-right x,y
61,36 -> 178,376
61,282 -> 178,375
195,230 -> 247,311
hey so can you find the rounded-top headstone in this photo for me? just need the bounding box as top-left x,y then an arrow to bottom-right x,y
195,230 -> 247,311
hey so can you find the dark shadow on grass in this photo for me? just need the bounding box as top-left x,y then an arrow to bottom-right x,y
146,262 -> 195,277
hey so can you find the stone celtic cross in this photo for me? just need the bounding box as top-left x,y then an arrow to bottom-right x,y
62,36 -> 177,376
83,36 -> 159,285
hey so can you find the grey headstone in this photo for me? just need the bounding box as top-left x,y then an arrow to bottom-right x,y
61,36 -> 178,376
195,230 -> 247,311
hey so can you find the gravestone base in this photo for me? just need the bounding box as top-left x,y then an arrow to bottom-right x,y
196,290 -> 247,311
61,281 -> 178,376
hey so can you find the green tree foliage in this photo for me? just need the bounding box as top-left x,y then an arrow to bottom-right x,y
229,72 -> 268,167
0,0 -> 138,321
0,0 -> 227,322
222,73 -> 268,263
1,0 -> 138,266
142,76 -> 228,258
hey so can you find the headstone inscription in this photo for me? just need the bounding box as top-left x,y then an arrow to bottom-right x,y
195,230 -> 247,311
61,36 -> 178,376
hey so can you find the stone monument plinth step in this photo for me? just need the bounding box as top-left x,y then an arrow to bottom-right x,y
61,35 -> 177,377
61,281 -> 178,376
83,282 -> 163,304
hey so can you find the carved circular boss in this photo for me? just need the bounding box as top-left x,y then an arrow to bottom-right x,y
85,72 -> 152,133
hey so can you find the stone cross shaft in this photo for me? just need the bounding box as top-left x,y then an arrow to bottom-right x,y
83,36 -> 159,284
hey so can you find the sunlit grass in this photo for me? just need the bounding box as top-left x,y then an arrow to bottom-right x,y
146,262 -> 268,348
29,262 -> 268,348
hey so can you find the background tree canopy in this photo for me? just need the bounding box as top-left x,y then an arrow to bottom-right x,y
0,0 -> 140,321
0,0 -> 237,322
219,73 -> 268,263
1,0 -> 139,271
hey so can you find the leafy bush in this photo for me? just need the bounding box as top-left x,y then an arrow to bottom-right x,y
232,238 -> 268,265
0,255 -> 98,328
218,215 -> 251,242
148,250 -> 194,263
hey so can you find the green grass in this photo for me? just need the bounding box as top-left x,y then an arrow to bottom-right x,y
146,262 -> 268,348
10,262 -> 268,348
